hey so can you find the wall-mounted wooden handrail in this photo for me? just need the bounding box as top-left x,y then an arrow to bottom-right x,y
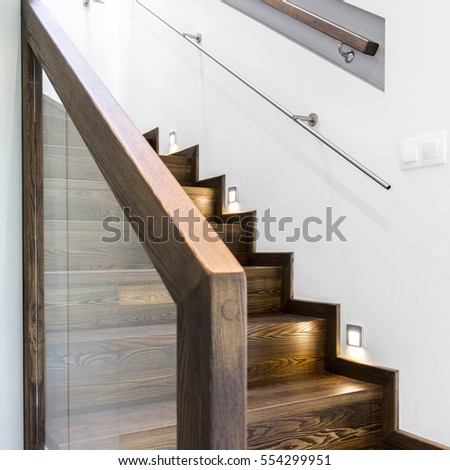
262,0 -> 379,56
22,0 -> 246,450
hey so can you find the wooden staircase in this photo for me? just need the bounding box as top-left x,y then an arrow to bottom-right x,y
43,102 -> 394,450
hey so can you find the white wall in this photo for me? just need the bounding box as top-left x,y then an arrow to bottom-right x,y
44,0 -> 450,445
0,0 -> 23,450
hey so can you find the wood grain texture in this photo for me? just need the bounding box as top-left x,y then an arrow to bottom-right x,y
43,94 -> 65,118
329,358 -> 398,440
46,324 -> 176,414
285,299 -> 339,363
44,164 -> 215,222
211,221 -> 254,264
248,315 -> 326,387
22,31 -> 45,450
161,145 -> 199,185
160,154 -> 196,186
261,0 -> 379,56
247,253 -> 293,309
45,269 -> 176,331
43,144 -> 103,181
248,374 -> 383,450
44,220 -> 153,271
24,0 -> 246,450
195,175 -> 226,216
183,186 -> 217,218
43,114 -> 84,148
178,273 -> 247,449
44,178 -> 124,221
46,400 -> 177,450
245,266 -> 283,314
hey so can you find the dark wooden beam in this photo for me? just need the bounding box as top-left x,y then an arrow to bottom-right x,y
22,22 -> 45,450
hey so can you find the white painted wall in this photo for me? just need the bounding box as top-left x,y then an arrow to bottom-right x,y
0,0 -> 23,450
43,0 -> 450,445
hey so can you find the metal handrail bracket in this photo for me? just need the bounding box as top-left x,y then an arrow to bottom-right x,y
135,0 -> 391,190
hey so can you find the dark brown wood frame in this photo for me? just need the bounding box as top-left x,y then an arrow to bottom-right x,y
22,20 -> 45,451
22,0 -> 246,450
262,0 -> 379,56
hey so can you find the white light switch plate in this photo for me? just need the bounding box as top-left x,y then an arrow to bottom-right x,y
401,132 -> 447,170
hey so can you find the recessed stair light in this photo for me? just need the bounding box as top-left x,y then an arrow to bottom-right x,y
228,186 -> 238,204
346,324 -> 363,348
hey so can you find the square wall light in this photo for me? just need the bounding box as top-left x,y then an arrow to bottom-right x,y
346,324 -> 363,348
169,131 -> 177,147
228,186 -> 238,204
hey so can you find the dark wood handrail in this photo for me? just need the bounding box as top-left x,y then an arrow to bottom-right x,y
262,0 -> 379,56
22,0 -> 246,450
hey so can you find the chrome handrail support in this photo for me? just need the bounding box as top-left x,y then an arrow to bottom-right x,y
135,0 -> 391,190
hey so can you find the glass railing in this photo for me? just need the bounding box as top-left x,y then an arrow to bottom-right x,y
42,84 -> 177,450
22,0 -> 246,450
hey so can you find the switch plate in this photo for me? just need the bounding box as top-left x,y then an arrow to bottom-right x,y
401,132 -> 447,170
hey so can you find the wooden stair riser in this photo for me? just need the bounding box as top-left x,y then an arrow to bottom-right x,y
44,179 -> 217,220
44,221 -> 153,272
43,97 -> 65,119
43,147 -> 197,186
53,426 -> 177,451
160,154 -> 196,186
245,267 -> 283,314
44,220 -> 252,273
144,129 -> 198,186
247,392 -> 383,450
43,114 -> 85,148
47,375 -> 176,417
183,186 -> 217,218
44,178 -> 124,222
211,222 -> 254,264
46,401 -> 177,450
247,376 -> 384,450
248,315 -> 326,386
44,144 -> 103,181
46,326 -> 176,415
45,270 -> 176,331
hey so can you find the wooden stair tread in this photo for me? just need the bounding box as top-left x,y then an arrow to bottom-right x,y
247,314 -> 323,325
183,186 -> 216,196
244,266 -> 282,272
160,154 -> 192,166
46,399 -> 177,450
248,373 -> 382,410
